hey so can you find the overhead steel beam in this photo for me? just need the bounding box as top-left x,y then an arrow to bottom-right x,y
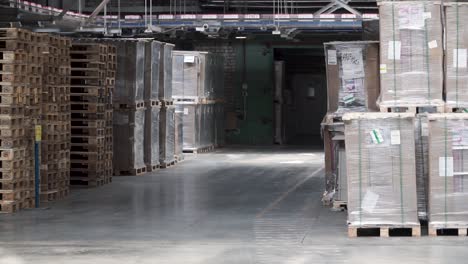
315,0 -> 361,16
86,0 -> 111,23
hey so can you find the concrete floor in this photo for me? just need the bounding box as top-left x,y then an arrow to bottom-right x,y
0,147 -> 468,264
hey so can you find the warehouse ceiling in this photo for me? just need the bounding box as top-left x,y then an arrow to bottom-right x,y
0,0 -> 379,39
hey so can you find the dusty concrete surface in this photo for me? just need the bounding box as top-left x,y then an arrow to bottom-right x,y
0,146 -> 467,264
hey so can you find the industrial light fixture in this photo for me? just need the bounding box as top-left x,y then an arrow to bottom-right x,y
236,36 -> 247,39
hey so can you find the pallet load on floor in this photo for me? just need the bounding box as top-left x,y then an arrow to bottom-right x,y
427,114 -> 468,236
110,39 -> 147,176
70,42 -> 114,186
343,113 -> 421,237
321,41 -> 380,208
378,1 -> 444,113
159,43 -> 177,168
0,28 -> 36,212
40,34 -> 71,201
143,40 -> 162,172
172,50 -> 225,154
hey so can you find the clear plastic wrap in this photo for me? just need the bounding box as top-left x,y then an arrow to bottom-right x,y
324,41 -> 380,114
113,109 -> 146,171
113,40 -> 146,105
378,1 -> 443,106
144,40 -> 162,101
159,43 -> 174,101
172,51 -> 224,100
174,106 -> 184,157
343,112 -> 419,227
428,113 -> 468,228
159,106 -> 176,164
144,106 -> 160,168
214,103 -> 225,147
415,114 -> 429,221
445,3 -> 468,108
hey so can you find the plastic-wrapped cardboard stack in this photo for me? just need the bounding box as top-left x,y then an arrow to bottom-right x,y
343,113 -> 420,236
427,114 -> 468,235
111,40 -> 147,175
321,41 -> 380,206
172,51 -> 224,154
445,3 -> 468,111
159,43 -> 177,168
144,40 -> 162,172
378,1 -> 444,110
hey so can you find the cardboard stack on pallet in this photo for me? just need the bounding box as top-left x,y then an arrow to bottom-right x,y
0,28 -> 36,212
111,40 -> 147,175
321,41 -> 380,208
172,51 -> 224,154
159,43 -> 177,168
143,40 -> 162,172
40,34 -> 71,201
70,42 -> 113,186
322,1 -> 468,237
378,1 -> 444,112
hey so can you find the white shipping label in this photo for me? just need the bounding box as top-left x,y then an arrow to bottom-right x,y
453,49 -> 467,68
341,48 -> 365,79
361,190 -> 379,213
428,40 -> 438,49
184,55 -> 195,63
380,64 -> 387,74
421,122 -> 429,137
390,130 -> 401,145
399,4 -> 425,30
183,108 -> 189,115
327,50 -> 337,65
439,157 -> 454,177
388,41 -> 401,60
370,129 -> 384,144
423,12 -> 432,20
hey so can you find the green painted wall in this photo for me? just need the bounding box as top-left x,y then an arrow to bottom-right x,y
227,41 -> 274,145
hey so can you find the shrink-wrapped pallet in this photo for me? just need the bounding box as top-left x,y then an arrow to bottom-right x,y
344,112 -> 419,227
378,1 -> 443,107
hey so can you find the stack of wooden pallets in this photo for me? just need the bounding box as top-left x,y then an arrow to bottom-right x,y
70,43 -> 113,187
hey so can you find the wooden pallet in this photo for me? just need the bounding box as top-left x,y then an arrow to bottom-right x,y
332,200 -> 347,211
113,102 -> 145,110
348,225 -> 421,238
175,155 -> 184,162
172,97 -> 217,105
161,100 -> 174,107
114,166 -> 147,176
160,160 -> 176,169
445,105 -> 468,113
146,164 -> 160,172
429,225 -> 468,237
379,104 -> 445,114
183,145 -> 215,154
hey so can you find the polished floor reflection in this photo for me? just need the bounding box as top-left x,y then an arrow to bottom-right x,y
0,146 -> 467,264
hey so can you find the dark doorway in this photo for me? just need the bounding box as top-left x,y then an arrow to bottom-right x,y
274,48 -> 327,146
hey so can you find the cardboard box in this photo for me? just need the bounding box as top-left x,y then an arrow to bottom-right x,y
428,113 -> 468,228
324,41 -> 380,113
343,112 -> 419,226
379,1 -> 443,106
445,3 -> 468,108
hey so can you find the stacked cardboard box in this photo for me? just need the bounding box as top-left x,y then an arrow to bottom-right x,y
159,43 -> 177,168
427,114 -> 468,235
322,41 -> 380,205
172,51 -> 224,154
445,3 -> 468,111
111,40 -> 147,175
343,113 -> 420,236
144,40 -> 162,172
378,1 -> 444,110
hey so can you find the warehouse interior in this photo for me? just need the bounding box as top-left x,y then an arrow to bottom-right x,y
1,0 -> 468,263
